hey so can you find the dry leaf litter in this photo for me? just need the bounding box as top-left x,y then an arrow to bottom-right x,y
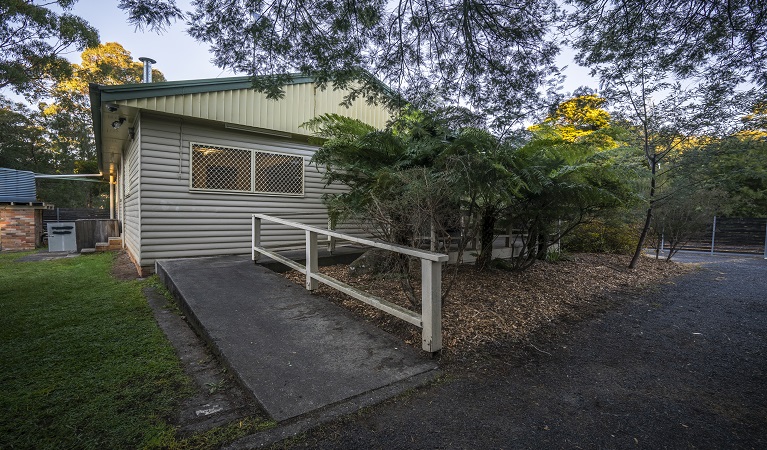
282,253 -> 694,367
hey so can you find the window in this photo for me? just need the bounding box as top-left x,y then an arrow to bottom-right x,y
190,143 -> 304,195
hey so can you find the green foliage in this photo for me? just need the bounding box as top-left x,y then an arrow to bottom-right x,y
696,134 -> 767,218
503,96 -> 643,269
567,0 -> 767,90
308,110 -> 526,269
0,0 -> 99,98
1,42 -> 166,208
535,94 -> 612,142
307,96 -> 641,275
118,0 -> 183,33
124,0 -> 560,129
148,416 -> 275,450
655,102 -> 767,221
563,219 -> 638,255
0,252 -> 193,449
0,96 -> 50,172
41,42 -> 167,163
652,187 -> 727,259
439,128 -> 525,269
567,0 -> 765,268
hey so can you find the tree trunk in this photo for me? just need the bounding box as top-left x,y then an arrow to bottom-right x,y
629,207 -> 653,268
536,231 -> 548,260
477,208 -> 497,271
629,152 -> 657,269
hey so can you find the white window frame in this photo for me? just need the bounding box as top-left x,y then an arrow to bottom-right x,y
189,142 -> 305,197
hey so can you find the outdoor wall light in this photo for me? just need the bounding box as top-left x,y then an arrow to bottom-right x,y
111,117 -> 126,129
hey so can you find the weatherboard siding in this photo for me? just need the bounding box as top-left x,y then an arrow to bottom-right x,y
117,82 -> 390,137
123,121 -> 142,264
135,114 -> 360,268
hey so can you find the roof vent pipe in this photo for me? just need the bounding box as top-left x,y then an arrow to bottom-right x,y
138,57 -> 156,83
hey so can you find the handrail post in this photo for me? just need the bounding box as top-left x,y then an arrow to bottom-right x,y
306,230 -> 318,290
421,259 -> 442,353
252,216 -> 261,261
253,213 -> 447,353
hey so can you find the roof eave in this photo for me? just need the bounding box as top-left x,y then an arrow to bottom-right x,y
88,83 -> 104,174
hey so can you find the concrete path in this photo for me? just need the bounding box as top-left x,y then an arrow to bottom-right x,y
156,255 -> 437,422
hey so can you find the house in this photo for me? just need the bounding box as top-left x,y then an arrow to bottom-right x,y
89,75 -> 392,275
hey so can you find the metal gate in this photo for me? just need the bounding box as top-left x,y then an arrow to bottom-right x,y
662,217 -> 767,257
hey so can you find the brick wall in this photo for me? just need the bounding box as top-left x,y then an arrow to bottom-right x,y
0,207 -> 38,251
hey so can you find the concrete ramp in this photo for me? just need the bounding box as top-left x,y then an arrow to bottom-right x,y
156,256 -> 437,421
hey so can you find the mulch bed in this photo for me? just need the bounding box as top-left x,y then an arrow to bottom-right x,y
282,253 -> 695,367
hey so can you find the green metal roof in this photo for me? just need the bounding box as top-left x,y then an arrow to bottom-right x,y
89,72 -> 398,174
89,74 -> 315,173
93,74 -> 315,102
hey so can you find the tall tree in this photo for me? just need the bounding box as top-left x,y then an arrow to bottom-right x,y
566,0 -> 760,268
41,42 -> 166,164
0,96 -> 50,172
119,0 -> 560,130
35,42 -> 166,207
504,94 -> 641,269
0,0 -> 99,98
567,0 -> 767,90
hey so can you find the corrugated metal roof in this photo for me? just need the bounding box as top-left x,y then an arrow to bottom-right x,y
90,74 -> 395,174
0,168 -> 36,203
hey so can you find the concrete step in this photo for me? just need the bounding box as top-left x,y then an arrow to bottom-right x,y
94,237 -> 122,252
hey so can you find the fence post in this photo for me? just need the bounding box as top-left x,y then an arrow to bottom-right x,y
252,216 -> 261,262
306,230 -> 318,290
421,259 -> 442,353
710,215 -> 717,255
763,221 -> 767,260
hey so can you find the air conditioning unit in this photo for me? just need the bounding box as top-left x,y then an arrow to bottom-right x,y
47,222 -> 77,252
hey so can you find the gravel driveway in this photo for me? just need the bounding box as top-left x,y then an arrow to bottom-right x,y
283,252 -> 767,449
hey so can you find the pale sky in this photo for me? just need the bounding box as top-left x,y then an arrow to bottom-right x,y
64,0 -> 229,81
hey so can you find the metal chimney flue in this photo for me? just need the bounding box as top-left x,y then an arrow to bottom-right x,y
138,57 -> 156,83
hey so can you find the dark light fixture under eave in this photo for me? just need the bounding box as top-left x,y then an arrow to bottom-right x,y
111,117 -> 126,129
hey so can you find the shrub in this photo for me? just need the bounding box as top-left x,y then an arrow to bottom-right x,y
563,219 -> 637,254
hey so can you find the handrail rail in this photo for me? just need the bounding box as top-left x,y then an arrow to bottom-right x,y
251,213 -> 447,352
253,214 -> 449,262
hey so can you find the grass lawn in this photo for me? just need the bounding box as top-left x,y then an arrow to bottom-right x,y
0,251 -> 193,449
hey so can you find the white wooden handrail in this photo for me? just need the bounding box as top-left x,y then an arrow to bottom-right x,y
252,213 -> 447,352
